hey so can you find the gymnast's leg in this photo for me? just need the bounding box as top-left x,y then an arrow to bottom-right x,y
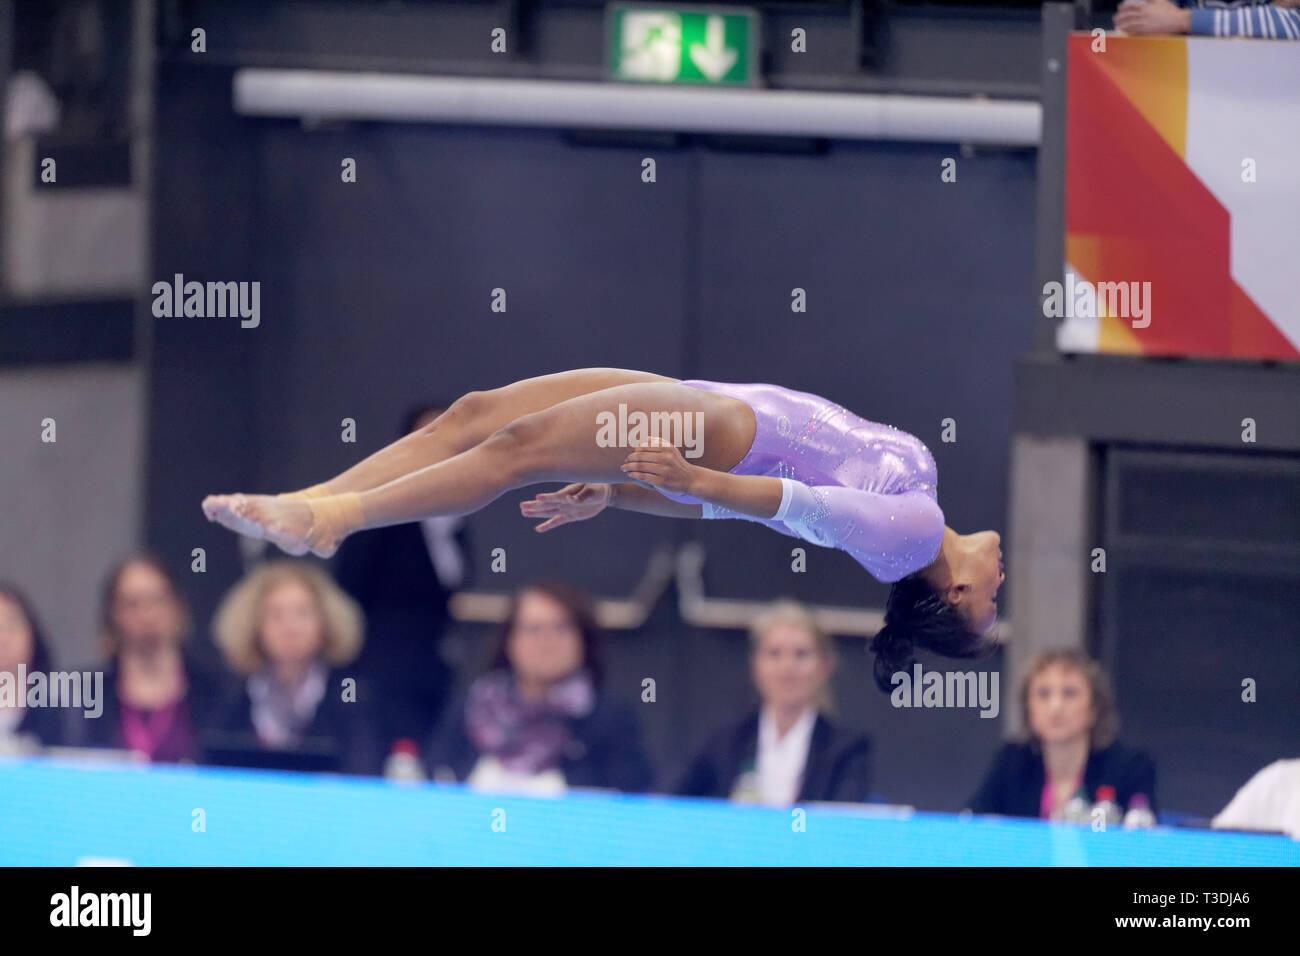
281,367 -> 679,498
203,381 -> 751,557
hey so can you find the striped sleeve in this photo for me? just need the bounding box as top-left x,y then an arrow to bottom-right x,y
1188,2 -> 1300,39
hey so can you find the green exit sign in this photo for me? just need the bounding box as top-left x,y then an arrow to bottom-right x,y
608,4 -> 758,87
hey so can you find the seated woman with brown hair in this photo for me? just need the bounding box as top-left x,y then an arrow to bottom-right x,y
67,553 -> 229,763
426,580 -> 653,794
0,582 -> 63,749
967,648 -> 1156,820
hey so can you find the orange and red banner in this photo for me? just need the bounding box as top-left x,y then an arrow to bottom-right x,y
1058,33 -> 1300,361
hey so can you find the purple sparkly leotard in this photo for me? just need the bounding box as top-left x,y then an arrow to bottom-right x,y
656,380 -> 944,583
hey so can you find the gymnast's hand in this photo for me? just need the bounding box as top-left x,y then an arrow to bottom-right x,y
519,482 -> 612,532
620,437 -> 696,495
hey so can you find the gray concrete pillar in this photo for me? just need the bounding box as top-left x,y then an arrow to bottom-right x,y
1004,434 -> 1091,736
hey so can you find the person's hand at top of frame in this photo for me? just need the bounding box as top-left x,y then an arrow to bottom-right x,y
1117,0 -> 1300,40
620,436 -> 697,495
519,482 -> 611,532
1115,0 -> 1193,35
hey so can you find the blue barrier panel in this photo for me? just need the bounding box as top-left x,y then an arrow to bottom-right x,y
1,757 -> 1296,866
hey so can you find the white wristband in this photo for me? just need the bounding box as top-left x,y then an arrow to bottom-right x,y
772,477 -> 796,521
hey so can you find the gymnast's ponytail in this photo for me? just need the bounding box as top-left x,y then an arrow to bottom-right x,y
870,622 -> 916,694
869,571 -> 998,693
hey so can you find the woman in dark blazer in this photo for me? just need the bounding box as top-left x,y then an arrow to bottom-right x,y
427,580 -> 653,793
331,402 -> 470,746
967,648 -> 1156,819
669,600 -> 871,805
65,554 -> 229,762
209,560 -> 382,776
208,667 -> 380,775
0,582 -> 65,747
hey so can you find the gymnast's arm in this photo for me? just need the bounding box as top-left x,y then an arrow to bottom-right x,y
691,472 -> 946,583
613,448 -> 942,580
686,470 -> 786,519
616,440 -> 783,519
606,482 -> 703,519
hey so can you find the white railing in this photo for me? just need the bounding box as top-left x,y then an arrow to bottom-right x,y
233,70 -> 1041,146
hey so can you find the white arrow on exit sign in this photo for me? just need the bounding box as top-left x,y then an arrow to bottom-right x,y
689,15 -> 738,81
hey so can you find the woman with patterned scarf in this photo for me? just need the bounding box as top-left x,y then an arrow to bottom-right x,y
427,580 -> 652,794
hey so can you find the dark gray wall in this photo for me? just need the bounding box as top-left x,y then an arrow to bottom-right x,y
166,0 -> 1044,97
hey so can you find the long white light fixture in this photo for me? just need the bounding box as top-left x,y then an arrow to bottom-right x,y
234,69 -> 1040,147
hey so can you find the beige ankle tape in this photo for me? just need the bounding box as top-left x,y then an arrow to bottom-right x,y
306,493 -> 365,551
281,483 -> 334,501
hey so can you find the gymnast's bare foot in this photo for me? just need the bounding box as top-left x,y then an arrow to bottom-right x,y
201,494 -> 262,538
202,493 -> 315,556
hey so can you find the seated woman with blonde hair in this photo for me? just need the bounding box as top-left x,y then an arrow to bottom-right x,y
209,560 -> 381,775
668,599 -> 871,806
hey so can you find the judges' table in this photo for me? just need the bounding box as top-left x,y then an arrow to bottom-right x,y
1,757 -> 1295,866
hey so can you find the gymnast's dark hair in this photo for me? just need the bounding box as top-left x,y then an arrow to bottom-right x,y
869,572 -> 999,693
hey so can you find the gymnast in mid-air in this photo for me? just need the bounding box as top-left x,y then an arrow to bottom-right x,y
202,368 -> 1004,688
